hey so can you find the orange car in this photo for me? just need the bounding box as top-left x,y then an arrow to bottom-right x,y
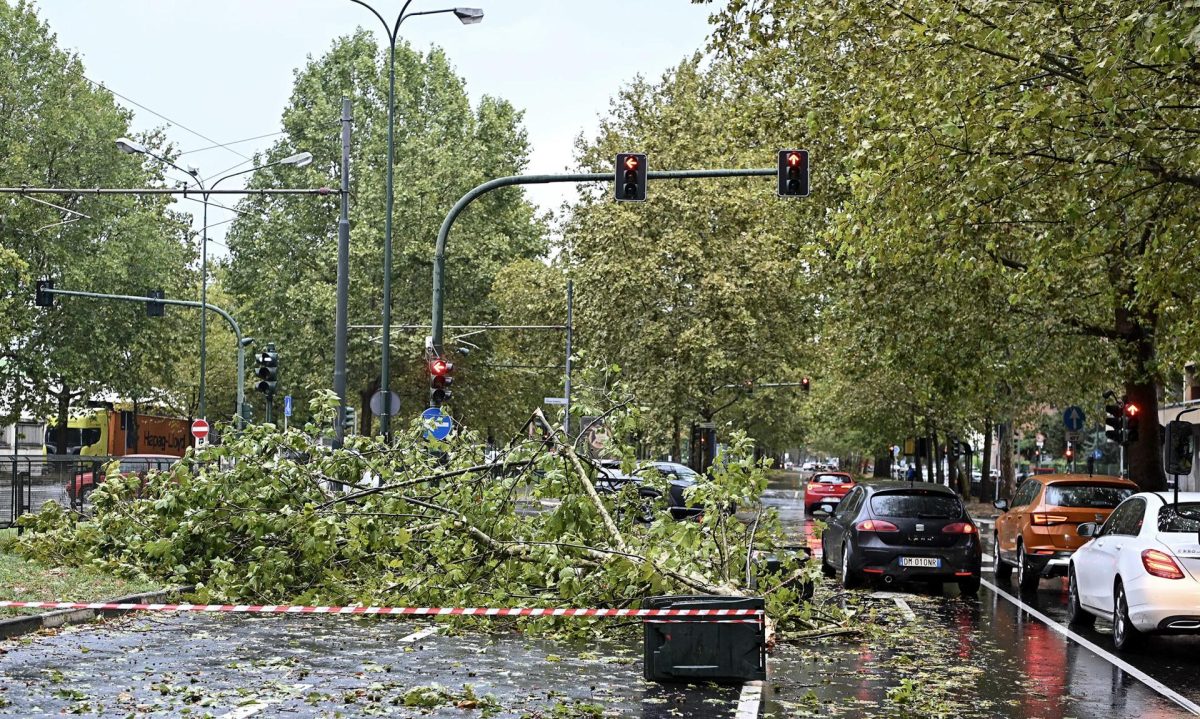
992,473 -> 1138,590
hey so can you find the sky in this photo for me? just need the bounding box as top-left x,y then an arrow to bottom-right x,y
30,0 -> 716,254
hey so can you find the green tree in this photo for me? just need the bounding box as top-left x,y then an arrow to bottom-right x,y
222,31 -> 546,431
0,1 -> 193,440
703,0 -> 1200,489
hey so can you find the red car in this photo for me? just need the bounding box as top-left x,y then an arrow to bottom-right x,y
69,454 -> 178,503
804,471 -> 856,514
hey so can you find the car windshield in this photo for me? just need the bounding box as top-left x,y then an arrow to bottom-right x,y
1044,484 -> 1133,509
870,491 -> 961,518
813,474 -> 850,484
1158,502 -> 1200,533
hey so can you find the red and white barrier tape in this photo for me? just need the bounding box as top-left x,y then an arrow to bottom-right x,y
0,601 -> 763,622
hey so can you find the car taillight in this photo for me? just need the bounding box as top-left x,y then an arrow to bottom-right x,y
941,522 -> 977,534
855,519 -> 899,532
1031,513 -> 1069,526
1142,549 -> 1185,580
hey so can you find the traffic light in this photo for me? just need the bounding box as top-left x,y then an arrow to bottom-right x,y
342,406 -> 357,437
777,149 -> 810,197
1164,420 -> 1194,476
614,153 -> 646,202
1123,402 -> 1140,445
1104,402 -> 1124,443
1064,443 -> 1074,461
801,377 -> 811,392
146,289 -> 165,317
429,356 -> 454,406
254,345 -> 279,396
35,279 -> 54,307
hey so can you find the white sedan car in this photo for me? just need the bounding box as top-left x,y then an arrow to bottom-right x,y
1068,491 -> 1200,650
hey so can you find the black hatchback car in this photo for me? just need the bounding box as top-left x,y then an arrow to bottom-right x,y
820,481 -> 982,594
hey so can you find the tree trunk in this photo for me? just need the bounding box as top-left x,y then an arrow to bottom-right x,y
53,385 -> 71,456
359,376 -> 379,436
933,430 -> 945,486
980,418 -> 993,502
999,420 -> 1016,500
671,415 -> 681,463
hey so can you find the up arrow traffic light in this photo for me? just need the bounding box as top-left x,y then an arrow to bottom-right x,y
777,149 -> 810,197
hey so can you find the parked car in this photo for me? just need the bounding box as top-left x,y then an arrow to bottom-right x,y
992,474 -> 1137,591
821,481 -> 982,593
69,453 -> 179,503
594,460 -> 701,522
1068,492 -> 1200,651
804,472 -> 855,514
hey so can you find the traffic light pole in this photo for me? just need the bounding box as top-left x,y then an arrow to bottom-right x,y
430,167 -> 775,359
333,97 -> 353,449
42,288 -> 248,426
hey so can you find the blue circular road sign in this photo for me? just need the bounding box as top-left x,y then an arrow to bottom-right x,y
421,407 -> 452,441
1063,406 -> 1085,432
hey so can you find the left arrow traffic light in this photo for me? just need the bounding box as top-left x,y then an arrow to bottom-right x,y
429,357 -> 454,406
614,153 -> 646,202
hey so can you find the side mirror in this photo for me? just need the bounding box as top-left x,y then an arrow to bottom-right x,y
1077,522 -> 1097,538
820,504 -> 835,515
993,499 -> 1009,512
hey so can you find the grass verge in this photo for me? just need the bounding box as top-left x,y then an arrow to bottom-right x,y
0,529 -> 158,618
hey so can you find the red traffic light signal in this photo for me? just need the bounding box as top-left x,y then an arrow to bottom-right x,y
777,149 -> 810,197
801,377 -> 811,392
1124,403 -> 1140,417
614,153 -> 647,202
430,358 -> 451,376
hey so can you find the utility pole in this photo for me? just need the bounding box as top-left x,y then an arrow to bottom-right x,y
333,97 -> 352,448
564,279 -> 573,437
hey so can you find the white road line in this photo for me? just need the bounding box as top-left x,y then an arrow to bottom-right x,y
893,598 -> 916,620
399,625 -> 439,643
982,578 -> 1200,716
735,680 -> 763,719
216,683 -> 310,719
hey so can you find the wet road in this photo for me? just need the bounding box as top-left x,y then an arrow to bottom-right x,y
3,473 -> 1198,718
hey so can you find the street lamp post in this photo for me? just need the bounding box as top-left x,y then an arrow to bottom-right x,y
115,138 -> 311,420
347,0 -> 483,442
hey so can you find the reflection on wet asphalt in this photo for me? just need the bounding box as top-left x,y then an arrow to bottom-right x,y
0,612 -> 739,717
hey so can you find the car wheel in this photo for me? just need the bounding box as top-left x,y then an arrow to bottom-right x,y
957,576 -> 981,595
840,544 -> 862,590
992,534 -> 1012,582
1066,567 -> 1094,629
78,486 -> 94,509
820,538 -> 836,578
1112,581 -> 1143,652
1016,541 -> 1040,592
635,488 -> 659,524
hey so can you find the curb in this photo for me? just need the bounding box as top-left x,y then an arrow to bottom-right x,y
0,585 -> 193,641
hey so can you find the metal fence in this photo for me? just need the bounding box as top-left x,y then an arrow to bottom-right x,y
1,455 -> 110,529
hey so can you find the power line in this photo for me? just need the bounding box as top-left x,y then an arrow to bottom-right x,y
83,75 -> 253,162
179,131 -> 285,157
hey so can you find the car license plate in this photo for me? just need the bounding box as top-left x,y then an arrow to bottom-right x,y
899,557 -> 940,568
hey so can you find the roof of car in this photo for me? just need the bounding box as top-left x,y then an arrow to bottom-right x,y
121,454 -> 179,460
861,480 -> 959,495
1031,473 -> 1136,486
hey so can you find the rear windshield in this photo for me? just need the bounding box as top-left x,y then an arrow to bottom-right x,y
870,491 -> 962,518
1044,484 -> 1133,509
812,474 -> 851,484
1158,502 -> 1200,533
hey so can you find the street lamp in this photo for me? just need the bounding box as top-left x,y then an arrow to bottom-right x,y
116,138 -> 312,420
348,0 -> 484,442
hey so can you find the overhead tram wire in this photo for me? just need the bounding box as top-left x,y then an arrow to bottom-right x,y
82,75 -> 253,162
179,131 -> 286,156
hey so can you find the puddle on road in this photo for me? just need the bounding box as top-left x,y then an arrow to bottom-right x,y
0,613 -> 739,718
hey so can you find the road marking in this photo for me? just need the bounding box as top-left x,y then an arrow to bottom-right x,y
735,680 -> 763,718
982,578 -> 1200,716
216,683 -> 310,719
893,598 -> 916,620
399,625 -> 439,643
